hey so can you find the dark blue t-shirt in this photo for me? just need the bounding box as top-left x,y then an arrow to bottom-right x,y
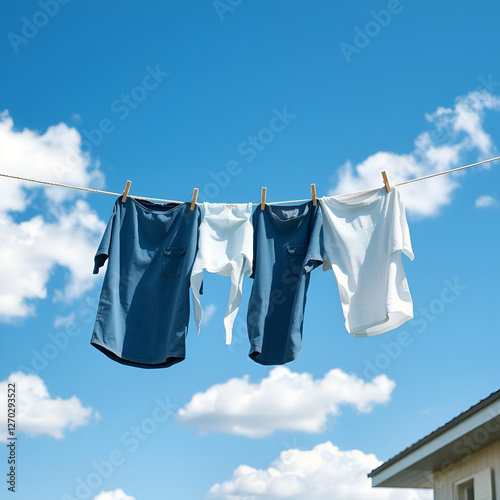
247,201 -> 323,365
91,197 -> 200,368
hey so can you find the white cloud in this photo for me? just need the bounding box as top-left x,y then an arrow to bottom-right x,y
203,303 -> 217,325
0,200 -> 106,319
94,489 -> 135,500
0,372 -> 96,440
0,110 -> 103,211
330,90 -> 500,218
208,441 -> 432,500
0,110 -> 106,321
475,194 -> 498,208
177,367 -> 395,437
53,312 -> 77,329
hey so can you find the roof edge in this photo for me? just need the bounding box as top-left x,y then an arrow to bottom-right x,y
368,388 -> 500,478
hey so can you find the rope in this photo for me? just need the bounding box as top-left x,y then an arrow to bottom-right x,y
0,173 -> 185,204
395,156 -> 500,186
0,155 -> 499,206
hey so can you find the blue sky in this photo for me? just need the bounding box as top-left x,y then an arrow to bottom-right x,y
1,1 -> 500,499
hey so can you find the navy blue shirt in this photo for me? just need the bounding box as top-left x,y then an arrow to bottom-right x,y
247,201 -> 323,365
91,197 -> 200,368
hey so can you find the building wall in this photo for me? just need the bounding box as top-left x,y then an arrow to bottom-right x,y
433,440 -> 500,500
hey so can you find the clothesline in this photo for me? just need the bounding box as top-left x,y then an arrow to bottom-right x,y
0,155 -> 499,206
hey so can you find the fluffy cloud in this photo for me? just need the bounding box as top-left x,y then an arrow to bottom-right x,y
330,90 -> 500,218
94,489 -> 135,500
0,372 -> 96,440
0,110 -> 106,321
0,110 -> 103,211
475,194 -> 498,208
177,367 -> 395,437
208,441 -> 432,500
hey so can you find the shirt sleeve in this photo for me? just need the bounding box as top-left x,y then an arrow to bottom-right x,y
390,189 -> 414,261
304,204 -> 324,273
93,201 -> 118,274
317,199 -> 333,271
249,209 -> 259,279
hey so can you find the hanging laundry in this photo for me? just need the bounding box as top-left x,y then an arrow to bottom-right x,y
91,197 -> 201,368
319,187 -> 414,337
190,202 -> 253,344
247,201 -> 323,365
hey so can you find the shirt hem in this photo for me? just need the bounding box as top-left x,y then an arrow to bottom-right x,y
91,337 -> 185,368
248,346 -> 300,365
348,311 -> 413,338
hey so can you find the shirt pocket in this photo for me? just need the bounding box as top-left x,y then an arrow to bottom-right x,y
163,246 -> 187,277
287,244 -> 308,276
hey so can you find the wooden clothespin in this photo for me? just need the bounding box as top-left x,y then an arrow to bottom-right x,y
121,180 -> 132,202
381,171 -> 391,193
260,187 -> 267,210
311,183 -> 317,206
190,188 -> 199,211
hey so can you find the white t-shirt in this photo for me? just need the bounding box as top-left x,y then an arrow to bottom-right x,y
190,202 -> 253,344
319,187 -> 414,337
